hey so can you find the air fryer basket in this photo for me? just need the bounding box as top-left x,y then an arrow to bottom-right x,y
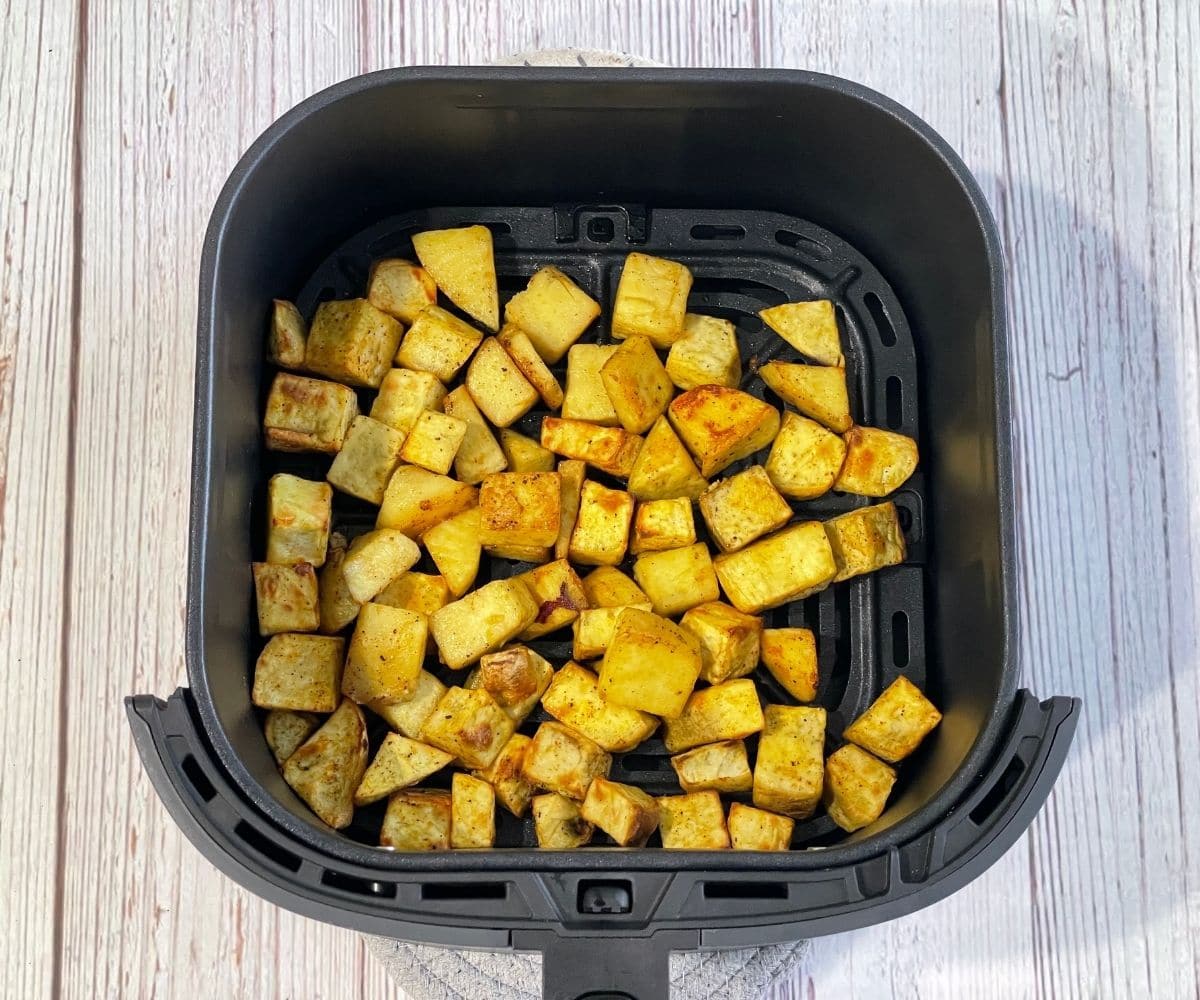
128,68 -> 1079,1000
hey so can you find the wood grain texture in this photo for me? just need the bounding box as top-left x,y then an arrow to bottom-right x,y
0,0 -> 1195,998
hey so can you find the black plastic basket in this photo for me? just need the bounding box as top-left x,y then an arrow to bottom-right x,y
128,67 -> 1079,1000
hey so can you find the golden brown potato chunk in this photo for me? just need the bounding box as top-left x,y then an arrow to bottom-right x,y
611,252 -> 693,348
580,778 -> 661,846
760,627 -> 818,702
282,699 -> 368,829
663,678 -> 765,753
380,789 -> 452,850
305,298 -> 403,388
759,361 -> 851,432
842,676 -> 942,762
342,529 -> 421,603
354,734 -> 454,806
252,633 -> 343,711
630,497 -> 696,555
371,670 -> 446,739
421,686 -> 516,771
480,472 -> 562,549
267,299 -> 307,369
569,482 -> 634,566
699,465 -> 793,553
499,428 -> 556,473
627,416 -> 709,501
264,710 -> 320,765
504,266 -> 600,363
267,473 -> 332,566
398,305 -> 485,383
727,802 -> 795,851
318,534 -> 362,634
367,258 -> 437,324
532,792 -> 594,848
679,601 -> 762,684
571,604 -> 653,661
753,705 -> 826,818
542,661 -> 659,752
540,417 -> 643,478
497,324 -> 564,408
442,385 -> 509,484
668,386 -> 780,477
765,411 -> 847,500
600,335 -> 674,434
599,608 -> 702,719
342,602 -> 428,706
834,427 -> 919,497
824,743 -> 897,832
252,562 -> 319,635
823,501 -> 906,581
658,791 -> 730,849
713,521 -> 837,614
375,572 -> 452,616
451,772 -> 497,848
670,739 -> 753,794
666,314 -> 741,391
466,337 -> 540,427
264,372 -> 358,454
370,367 -> 447,435
468,645 -> 554,725
411,225 -> 499,329
399,410 -> 467,476
421,506 -> 481,597
474,733 -> 537,817
561,344 -> 620,426
553,459 -> 587,560
521,721 -> 612,801
517,558 -> 589,640
429,578 -> 539,669
759,300 -> 843,367
376,465 -> 477,537
632,542 -> 720,617
327,416 -> 406,504
581,567 -> 649,608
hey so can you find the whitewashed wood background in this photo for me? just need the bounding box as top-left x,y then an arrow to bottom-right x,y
2,1 -> 1196,997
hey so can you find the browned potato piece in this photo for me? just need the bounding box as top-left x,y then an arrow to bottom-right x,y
342,602 -> 428,706
632,543 -> 720,617
760,628 -> 818,702
466,337 -> 540,427
253,562 -> 319,635
699,466 -> 793,553
327,416 -> 406,504
282,699 -> 368,829
532,792 -> 594,848
834,427 -> 919,497
765,411 -> 847,500
267,474 -> 332,566
824,744 -> 897,832
554,460 -> 587,560
354,734 -> 454,806
611,252 -> 692,348
542,661 -> 659,752
375,572 -> 451,616
342,529 -> 421,603
521,721 -> 612,801
422,507 -> 481,597
443,386 -> 508,484
753,705 -> 826,818
264,710 -> 320,765
504,266 -> 601,363
823,501 -> 906,581
319,533 -> 362,634
759,300 -> 843,366
842,676 -> 942,762
679,602 -> 762,684
451,772 -> 497,848
429,578 -> 539,669
252,634 -> 343,711
658,791 -> 730,849
474,733 -> 537,817
399,410 -> 467,475
666,314 -> 741,391
668,386 -> 781,477
367,258 -> 437,324
411,225 -> 499,329
421,686 -> 516,770
670,739 -> 752,794
267,299 -> 307,369
380,789 -> 452,850
480,472 -> 561,549
305,298 -> 403,388
517,559 -> 589,640
581,567 -> 650,609
759,361 -> 851,432
713,522 -> 837,614
370,367 -> 447,435
376,465 -> 477,537
398,305 -> 485,383
630,497 -> 696,555
580,778 -> 660,846
468,645 -> 554,725
627,416 -> 708,501
600,335 -> 673,434
497,324 -> 564,408
264,372 -> 358,454
571,604 -> 653,661
562,344 -> 620,425
499,428 -> 555,473
540,417 -> 643,478
371,670 -> 446,739
663,678 -> 765,753
599,608 -> 702,719
728,802 -> 795,851
568,482 -> 634,566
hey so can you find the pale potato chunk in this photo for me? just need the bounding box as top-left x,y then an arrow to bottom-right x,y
561,344 -> 620,425
467,645 -> 554,724
327,416 -> 406,504
532,792 -> 594,848
842,676 -> 942,763
662,678 -> 765,753
834,427 -> 919,497
267,474 -> 332,566
761,628 -> 818,702
504,266 -> 600,363
342,602 -> 428,705
466,337 -> 540,427
305,298 -> 403,388
568,482 -> 634,566
376,465 -> 477,537
670,739 -> 752,794
753,705 -> 826,818
375,572 -> 451,616
252,562 -> 319,635
380,789 -> 452,850
474,733 -> 536,817
658,791 -> 730,849
372,670 -> 446,739
421,686 -> 516,770
824,744 -> 897,832
318,534 -> 362,634
443,386 -> 508,484
728,802 -> 794,851
342,529 -> 421,603
581,567 -> 650,609
599,608 -> 702,719
765,411 -> 847,500
354,734 -> 454,805
370,367 -> 447,435
759,361 -> 851,432
627,416 -> 709,501
517,558 -> 588,640
497,324 -> 564,408
499,428 -> 555,473
679,601 -> 762,684
399,410 -> 467,475
282,699 -> 368,829
759,300 -> 843,366
252,633 -> 343,711
668,386 -> 781,477
572,604 -> 653,661
429,578 -> 539,669
699,465 -> 793,553
665,314 -> 741,391
264,372 -> 357,454
632,542 -> 720,617
451,772 -> 497,848
823,501 -> 906,581
540,417 -> 643,478
580,778 -> 660,846
600,335 -> 673,434
264,710 -> 320,765
542,661 -> 659,752
367,258 -> 437,324
611,252 -> 692,348
411,224 -> 499,329
267,299 -> 307,369
398,305 -> 485,382
422,507 -> 481,597
713,522 -> 837,614
630,497 -> 696,555
521,721 -> 612,801
479,472 -> 561,549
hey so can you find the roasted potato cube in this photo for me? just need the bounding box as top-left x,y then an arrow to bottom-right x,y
367,258 -> 437,324
611,252 -> 692,348
480,472 -> 561,549
468,645 -> 554,724
843,676 -> 942,762
451,772 -> 496,848
372,669 -> 446,739
627,416 -> 708,501
466,337 -> 540,427
728,802 -> 795,851
342,602 -> 428,705
630,497 -> 696,555
668,386 -> 781,477
380,789 -> 452,851
571,604 -> 652,660
370,367 -> 447,435
714,522 -> 837,614
540,417 -> 643,478
522,721 -> 612,801
429,578 -> 539,669
532,792 -> 594,848
263,372 -> 358,454
663,678 -> 765,753
443,386 -> 508,484
397,305 -> 484,382
658,791 -> 730,849
580,778 -> 660,846
632,542 -> 720,617
503,266 -> 600,363
354,734 -> 454,806
581,566 -> 649,608
517,558 -> 588,640
497,324 -> 564,408
484,542 -> 552,562
475,733 -> 536,817
282,699 -> 368,829
398,410 -> 467,475
823,502 -> 906,581
267,299 -> 307,369
765,411 -> 847,500
421,686 -> 516,770
680,602 -> 762,684
761,627 -> 818,702
561,344 -> 620,425
421,506 -> 481,597
318,534 -> 362,634
305,298 -> 403,388
342,529 -> 421,603
753,705 -> 826,818
376,465 -> 477,537
665,314 -> 741,391
568,482 -> 634,566
824,744 -> 897,831
267,473 -> 332,566
670,739 -> 752,793
600,335 -> 673,434
376,571 -> 451,616
599,608 -> 702,719
264,709 -> 320,765
326,416 -> 406,504
759,361 -> 851,432
759,300 -> 843,366
542,661 -> 659,752
252,562 -> 319,635
411,224 -> 499,329
834,427 -> 919,497
499,428 -> 555,473
252,633 -> 342,711
699,465 -> 793,553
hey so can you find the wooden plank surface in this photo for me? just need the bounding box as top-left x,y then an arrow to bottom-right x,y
1,1 -> 1195,997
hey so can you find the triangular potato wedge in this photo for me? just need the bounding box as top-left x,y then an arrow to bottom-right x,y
411,225 -> 499,330
282,699 -> 368,829
667,386 -> 780,477
759,361 -> 852,432
759,300 -> 843,366
627,417 -> 709,501
354,733 -> 454,806
422,506 -> 481,597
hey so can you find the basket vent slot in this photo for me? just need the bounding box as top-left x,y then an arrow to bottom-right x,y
864,291 -> 897,346
774,228 -> 832,260
321,869 -> 396,898
703,881 -> 788,900
234,820 -> 301,872
691,223 -> 746,240
886,376 -> 904,429
421,882 -> 507,901
892,611 -> 911,668
970,755 -> 1026,827
619,753 -> 674,772
180,754 -> 216,803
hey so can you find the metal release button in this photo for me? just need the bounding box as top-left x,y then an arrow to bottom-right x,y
577,880 -> 632,914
